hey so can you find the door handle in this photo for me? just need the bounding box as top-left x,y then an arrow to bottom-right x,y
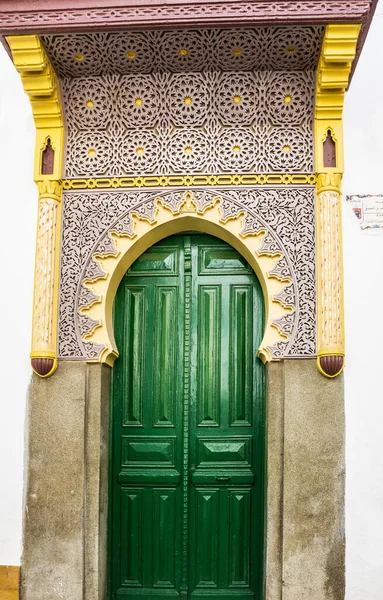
215,476 -> 230,482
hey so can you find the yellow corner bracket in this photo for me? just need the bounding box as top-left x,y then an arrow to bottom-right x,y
7,35 -> 64,378
315,24 -> 360,378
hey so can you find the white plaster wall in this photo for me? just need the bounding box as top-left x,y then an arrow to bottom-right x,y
0,6 -> 383,597
343,2 -> 383,599
0,46 -> 36,565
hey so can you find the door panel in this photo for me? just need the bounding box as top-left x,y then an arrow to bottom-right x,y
128,245 -> 180,276
153,285 -> 179,427
197,285 -> 221,427
120,489 -> 143,587
229,285 -> 253,427
153,488 -> 177,588
228,490 -> 251,588
192,488 -> 220,589
122,286 -> 146,427
110,234 -> 264,600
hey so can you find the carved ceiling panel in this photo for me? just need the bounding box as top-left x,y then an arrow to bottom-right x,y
41,27 -> 324,76
39,28 -> 322,179
61,69 -> 315,178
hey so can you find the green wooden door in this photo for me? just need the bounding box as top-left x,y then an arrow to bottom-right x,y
110,234 -> 265,600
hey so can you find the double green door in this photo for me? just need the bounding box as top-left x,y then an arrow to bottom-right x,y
110,234 -> 265,600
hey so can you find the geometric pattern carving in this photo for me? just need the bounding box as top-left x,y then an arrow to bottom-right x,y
58,186 -> 316,360
266,72 -> 314,125
36,27 -> 320,363
40,28 -> 320,178
42,27 -> 324,77
60,68 -> 315,177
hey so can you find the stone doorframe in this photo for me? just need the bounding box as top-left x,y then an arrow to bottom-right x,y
25,358 -> 344,600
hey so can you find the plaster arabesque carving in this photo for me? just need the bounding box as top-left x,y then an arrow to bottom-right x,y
58,187 -> 316,363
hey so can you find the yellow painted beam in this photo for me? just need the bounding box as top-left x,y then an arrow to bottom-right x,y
7,35 -> 64,378
314,24 -> 360,378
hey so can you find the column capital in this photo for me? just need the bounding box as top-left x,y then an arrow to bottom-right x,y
37,179 -> 63,201
317,172 -> 342,195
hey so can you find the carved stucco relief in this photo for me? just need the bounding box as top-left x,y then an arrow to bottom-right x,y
58,186 -> 316,362
60,70 -> 315,178
42,28 -> 324,77
39,28 -> 321,181
51,27 -> 318,364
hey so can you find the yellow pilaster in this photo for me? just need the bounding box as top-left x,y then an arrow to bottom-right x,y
6,35 -> 64,377
315,24 -> 360,378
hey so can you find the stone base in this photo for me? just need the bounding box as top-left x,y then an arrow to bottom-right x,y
21,359 -> 344,600
266,360 -> 345,600
21,362 -> 110,600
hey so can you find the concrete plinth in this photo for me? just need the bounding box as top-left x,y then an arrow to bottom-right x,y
266,360 -> 345,600
21,362 -> 110,600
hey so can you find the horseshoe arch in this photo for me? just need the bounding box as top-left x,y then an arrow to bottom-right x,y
76,189 -> 298,366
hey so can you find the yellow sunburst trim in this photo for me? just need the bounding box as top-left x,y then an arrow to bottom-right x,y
79,193 -> 294,366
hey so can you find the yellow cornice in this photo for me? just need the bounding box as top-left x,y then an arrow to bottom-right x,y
6,34 -> 64,182
315,24 -> 361,182
316,24 -> 361,120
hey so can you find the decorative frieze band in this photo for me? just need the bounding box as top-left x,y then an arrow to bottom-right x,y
62,174 -> 317,190
0,2 -> 372,34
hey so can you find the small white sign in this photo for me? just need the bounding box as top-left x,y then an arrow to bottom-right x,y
345,194 -> 383,230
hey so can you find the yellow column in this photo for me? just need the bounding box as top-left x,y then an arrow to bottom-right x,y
7,35 -> 64,377
315,24 -> 360,377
